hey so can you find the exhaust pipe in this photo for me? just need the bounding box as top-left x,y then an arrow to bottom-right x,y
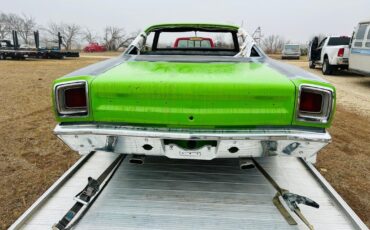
239,158 -> 255,170
129,155 -> 145,165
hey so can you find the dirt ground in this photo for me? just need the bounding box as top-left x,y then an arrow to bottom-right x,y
0,58 -> 102,229
0,55 -> 369,229
80,51 -> 122,59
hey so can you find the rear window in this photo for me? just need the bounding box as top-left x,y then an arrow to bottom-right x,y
327,37 -> 350,46
356,24 -> 369,40
136,28 -> 254,56
156,31 -> 235,50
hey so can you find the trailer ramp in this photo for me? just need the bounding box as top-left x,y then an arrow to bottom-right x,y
10,151 -> 367,230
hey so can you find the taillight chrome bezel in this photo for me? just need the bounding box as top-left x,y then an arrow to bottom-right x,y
297,84 -> 334,123
54,80 -> 89,117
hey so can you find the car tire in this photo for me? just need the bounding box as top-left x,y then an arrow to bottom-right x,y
309,60 -> 315,69
322,58 -> 333,75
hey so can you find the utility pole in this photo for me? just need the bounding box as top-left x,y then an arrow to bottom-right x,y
252,26 -> 263,46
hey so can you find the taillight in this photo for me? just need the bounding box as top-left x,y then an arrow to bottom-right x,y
65,88 -> 87,108
55,81 -> 88,116
299,91 -> 322,113
337,48 -> 344,57
297,85 -> 334,123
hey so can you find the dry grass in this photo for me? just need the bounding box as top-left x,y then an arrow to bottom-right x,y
268,54 -> 308,62
0,58 -> 100,229
317,106 -> 370,225
0,57 -> 369,228
281,57 -> 370,226
80,51 -> 122,59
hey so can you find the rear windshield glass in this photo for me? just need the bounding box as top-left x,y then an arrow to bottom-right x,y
327,37 -> 350,46
156,31 -> 236,50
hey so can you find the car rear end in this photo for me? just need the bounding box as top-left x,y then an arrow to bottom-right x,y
327,36 -> 350,66
51,24 -> 336,163
282,44 -> 301,59
52,59 -> 335,163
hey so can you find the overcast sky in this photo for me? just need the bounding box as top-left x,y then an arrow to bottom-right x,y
2,0 -> 370,43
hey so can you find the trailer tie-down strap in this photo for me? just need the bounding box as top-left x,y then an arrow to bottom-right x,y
52,154 -> 126,230
251,158 -> 319,230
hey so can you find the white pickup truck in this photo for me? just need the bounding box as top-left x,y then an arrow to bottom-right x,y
308,36 -> 351,75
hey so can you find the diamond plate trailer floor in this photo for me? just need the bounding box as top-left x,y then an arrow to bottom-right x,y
9,151 -> 367,230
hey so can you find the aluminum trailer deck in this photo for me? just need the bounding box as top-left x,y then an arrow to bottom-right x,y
9,151 -> 367,230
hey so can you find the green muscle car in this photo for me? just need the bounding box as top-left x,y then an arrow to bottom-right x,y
52,23 -> 335,163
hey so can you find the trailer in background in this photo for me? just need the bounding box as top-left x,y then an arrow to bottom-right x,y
0,31 -> 38,60
34,31 -> 80,59
0,30 -> 79,60
349,19 -> 370,76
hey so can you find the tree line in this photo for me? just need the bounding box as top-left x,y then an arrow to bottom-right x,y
1,12 -> 307,53
0,12 -> 138,51
260,34 -> 308,55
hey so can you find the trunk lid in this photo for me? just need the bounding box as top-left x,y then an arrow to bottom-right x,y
90,60 -> 296,128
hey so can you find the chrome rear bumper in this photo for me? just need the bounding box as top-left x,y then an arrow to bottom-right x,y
54,124 -> 331,163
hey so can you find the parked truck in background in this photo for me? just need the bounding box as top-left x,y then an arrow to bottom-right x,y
83,43 -> 107,52
173,37 -> 215,48
309,36 -> 351,75
281,44 -> 301,59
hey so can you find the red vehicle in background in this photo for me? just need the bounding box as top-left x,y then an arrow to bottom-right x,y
83,43 -> 106,52
174,37 -> 215,48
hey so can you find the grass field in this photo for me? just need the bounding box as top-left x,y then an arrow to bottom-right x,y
0,56 -> 369,228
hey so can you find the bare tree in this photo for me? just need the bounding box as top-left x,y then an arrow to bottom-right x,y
44,23 -> 61,48
261,35 -> 287,54
0,12 -> 10,39
19,14 -> 37,45
103,26 -> 123,51
46,22 -> 81,50
4,13 -> 23,43
2,13 -> 37,44
1,12 -> 138,51
4,13 -> 22,30
103,26 -> 137,51
83,27 -> 99,43
61,23 -> 81,50
117,30 -> 139,49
